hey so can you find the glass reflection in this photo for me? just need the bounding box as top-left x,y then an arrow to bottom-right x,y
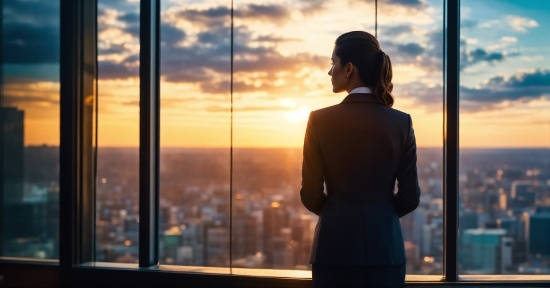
95,0 -> 140,263
1,0 -> 60,259
159,0 -> 231,266
459,0 -> 550,275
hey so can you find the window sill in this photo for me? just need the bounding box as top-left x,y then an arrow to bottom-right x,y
460,275 -> 550,282
0,257 -> 58,265
77,263 -> 550,283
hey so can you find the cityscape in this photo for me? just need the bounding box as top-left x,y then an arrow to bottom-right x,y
2,106 -> 549,274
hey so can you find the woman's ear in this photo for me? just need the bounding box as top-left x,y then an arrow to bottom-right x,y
346,62 -> 354,77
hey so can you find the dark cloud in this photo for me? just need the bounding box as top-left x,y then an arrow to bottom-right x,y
118,12 -> 139,24
161,23 -> 186,45
378,29 -> 444,72
466,48 -> 505,65
400,70 -> 550,113
396,43 -> 424,56
381,25 -> 414,37
3,94 -> 58,106
2,0 -> 59,64
98,59 -> 138,80
461,70 -> 550,104
387,0 -> 425,8
99,44 -> 128,55
98,0 -> 139,15
235,4 -> 290,21
157,22 -> 325,95
174,3 -> 289,26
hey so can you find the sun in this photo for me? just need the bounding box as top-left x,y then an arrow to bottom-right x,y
284,106 -> 311,123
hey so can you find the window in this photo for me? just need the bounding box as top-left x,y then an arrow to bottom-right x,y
1,0 -> 60,260
95,0 -> 141,263
2,0 -> 550,286
158,0 -> 231,267
378,0 -> 445,275
459,0 -> 550,275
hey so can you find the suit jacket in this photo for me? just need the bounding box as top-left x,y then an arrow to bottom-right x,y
300,93 -> 421,265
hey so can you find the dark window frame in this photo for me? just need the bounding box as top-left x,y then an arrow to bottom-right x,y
1,0 -> 550,286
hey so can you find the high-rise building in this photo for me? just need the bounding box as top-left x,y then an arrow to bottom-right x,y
204,223 -> 229,266
529,213 -> 550,256
510,181 -> 537,210
232,213 -> 258,260
263,202 -> 290,267
1,107 -> 25,204
460,229 -> 508,274
498,217 -> 525,240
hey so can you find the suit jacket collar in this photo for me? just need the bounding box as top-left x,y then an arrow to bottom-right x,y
341,93 -> 382,104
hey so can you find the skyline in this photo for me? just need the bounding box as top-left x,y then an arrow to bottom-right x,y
2,0 -> 549,148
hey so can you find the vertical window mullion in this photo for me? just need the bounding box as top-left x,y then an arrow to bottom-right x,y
59,0 -> 96,269
444,0 -> 460,282
139,0 -> 161,268
0,0 -> 4,257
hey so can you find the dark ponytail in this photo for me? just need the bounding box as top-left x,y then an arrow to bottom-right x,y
335,31 -> 394,107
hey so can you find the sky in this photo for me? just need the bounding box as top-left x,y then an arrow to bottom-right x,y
2,0 -> 549,148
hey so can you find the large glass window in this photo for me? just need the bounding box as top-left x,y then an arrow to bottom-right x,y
459,0 -> 550,275
231,0 -> 375,271
378,0 -> 445,275
95,0 -> 140,263
158,0 -> 231,267
1,0 -> 60,259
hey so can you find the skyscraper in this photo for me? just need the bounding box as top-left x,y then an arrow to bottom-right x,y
1,107 -> 24,204
529,213 -> 550,257
263,202 -> 290,267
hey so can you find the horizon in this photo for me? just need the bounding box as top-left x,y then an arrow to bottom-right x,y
22,145 -> 550,150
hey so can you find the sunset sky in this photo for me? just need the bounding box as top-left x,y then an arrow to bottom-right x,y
2,0 -> 550,148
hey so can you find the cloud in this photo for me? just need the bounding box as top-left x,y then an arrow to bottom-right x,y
460,36 -> 521,69
386,0 -> 425,7
506,15 -> 539,32
1,81 -> 60,108
380,25 -> 414,37
297,0 -> 328,16
378,29 -> 444,73
3,94 -> 58,106
461,70 -> 550,104
236,4 -> 289,22
2,0 -> 59,64
396,43 -> 424,56
464,48 -> 505,66
396,70 -> 550,113
158,21 -> 325,94
172,3 -> 289,26
478,15 -> 539,33
98,59 -> 138,80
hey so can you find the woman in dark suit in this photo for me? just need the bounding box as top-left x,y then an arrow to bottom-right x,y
300,31 -> 421,288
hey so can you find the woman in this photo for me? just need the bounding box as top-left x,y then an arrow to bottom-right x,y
300,31 -> 421,288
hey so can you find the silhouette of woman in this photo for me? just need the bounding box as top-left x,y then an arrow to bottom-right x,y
300,31 -> 421,288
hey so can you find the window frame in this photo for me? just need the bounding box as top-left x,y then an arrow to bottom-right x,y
1,0 -> 550,286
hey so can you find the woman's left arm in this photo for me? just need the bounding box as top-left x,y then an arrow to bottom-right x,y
394,114 -> 421,217
300,112 -> 326,215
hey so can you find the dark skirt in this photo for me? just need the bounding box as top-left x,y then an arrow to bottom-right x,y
312,264 -> 406,288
